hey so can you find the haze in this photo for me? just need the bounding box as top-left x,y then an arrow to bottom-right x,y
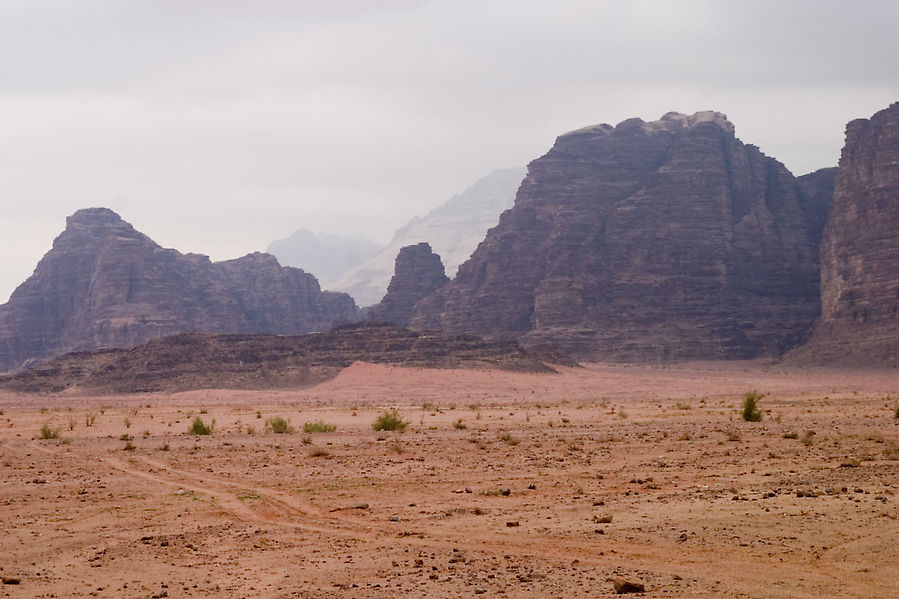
1,0 -> 897,302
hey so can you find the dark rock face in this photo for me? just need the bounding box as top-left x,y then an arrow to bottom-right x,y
0,208 -> 358,372
0,323 -> 574,394
411,112 -> 829,360
788,103 -> 899,366
366,243 -> 449,327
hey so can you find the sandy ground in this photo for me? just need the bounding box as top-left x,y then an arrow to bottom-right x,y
1,361 -> 898,598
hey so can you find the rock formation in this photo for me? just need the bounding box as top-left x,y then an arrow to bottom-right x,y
411,111 -> 831,361
787,102 -> 899,366
0,208 -> 358,373
332,167 -> 525,306
266,228 -> 382,289
365,243 -> 449,327
0,323 -> 575,394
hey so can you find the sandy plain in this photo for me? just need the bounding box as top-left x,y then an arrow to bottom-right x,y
1,361 -> 898,598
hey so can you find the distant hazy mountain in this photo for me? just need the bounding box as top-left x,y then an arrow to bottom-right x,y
266,229 -> 382,288
332,167 -> 526,306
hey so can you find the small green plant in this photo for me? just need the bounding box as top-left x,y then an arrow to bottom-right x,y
187,416 -> 214,435
302,421 -> 336,433
373,409 -> 408,432
119,433 -> 131,441
453,419 -> 467,430
85,412 -> 97,427
265,417 -> 295,434
39,423 -> 60,439
123,440 -> 135,451
741,391 -> 764,422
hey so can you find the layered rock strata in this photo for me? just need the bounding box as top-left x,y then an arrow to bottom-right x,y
0,208 -> 358,372
0,324 -> 575,394
366,243 -> 449,327
788,102 -> 899,366
412,111 -> 831,360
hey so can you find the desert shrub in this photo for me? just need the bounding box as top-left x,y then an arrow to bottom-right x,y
308,446 -> 330,457
187,416 -> 214,435
123,440 -> 135,451
373,409 -> 408,432
302,421 -> 336,433
453,419 -> 467,430
39,424 -> 60,439
894,404 -> 899,419
741,391 -> 764,422
266,417 -> 295,434
85,412 -> 97,427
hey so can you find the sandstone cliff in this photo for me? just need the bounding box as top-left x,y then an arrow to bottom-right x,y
365,243 -> 449,327
0,208 -> 358,373
332,168 -> 524,306
411,112 -> 831,361
787,102 -> 899,366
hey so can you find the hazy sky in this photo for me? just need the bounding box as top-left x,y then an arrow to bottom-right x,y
1,0 -> 897,301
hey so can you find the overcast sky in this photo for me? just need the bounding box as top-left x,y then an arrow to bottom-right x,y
1,0 -> 897,302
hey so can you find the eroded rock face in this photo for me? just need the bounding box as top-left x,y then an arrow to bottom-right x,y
366,243 -> 449,327
788,102 -> 899,366
412,111 -> 830,360
0,208 -> 358,372
0,324 -> 574,394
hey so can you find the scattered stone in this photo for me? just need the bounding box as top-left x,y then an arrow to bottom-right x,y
506,521 -> 520,527
613,577 -> 645,594
2,577 -> 21,585
500,488 -> 511,496
595,514 -> 613,524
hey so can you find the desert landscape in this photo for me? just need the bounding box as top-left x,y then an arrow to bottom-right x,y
2,361 -> 897,598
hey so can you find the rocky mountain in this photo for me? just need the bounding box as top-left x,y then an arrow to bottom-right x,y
331,167 -> 525,306
266,228 -> 382,288
411,111 -> 832,361
0,208 -> 358,373
787,102 -> 899,366
0,324 -> 574,394
365,243 -> 449,327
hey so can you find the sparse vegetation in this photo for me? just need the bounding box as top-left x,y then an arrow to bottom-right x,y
265,417 -> 295,434
308,446 -> 330,457
783,431 -> 799,439
741,391 -> 764,422
39,423 -> 60,439
303,421 -> 336,433
373,409 -> 408,432
85,412 -> 97,427
123,417 -> 132,428
452,419 -> 467,430
187,416 -> 214,435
